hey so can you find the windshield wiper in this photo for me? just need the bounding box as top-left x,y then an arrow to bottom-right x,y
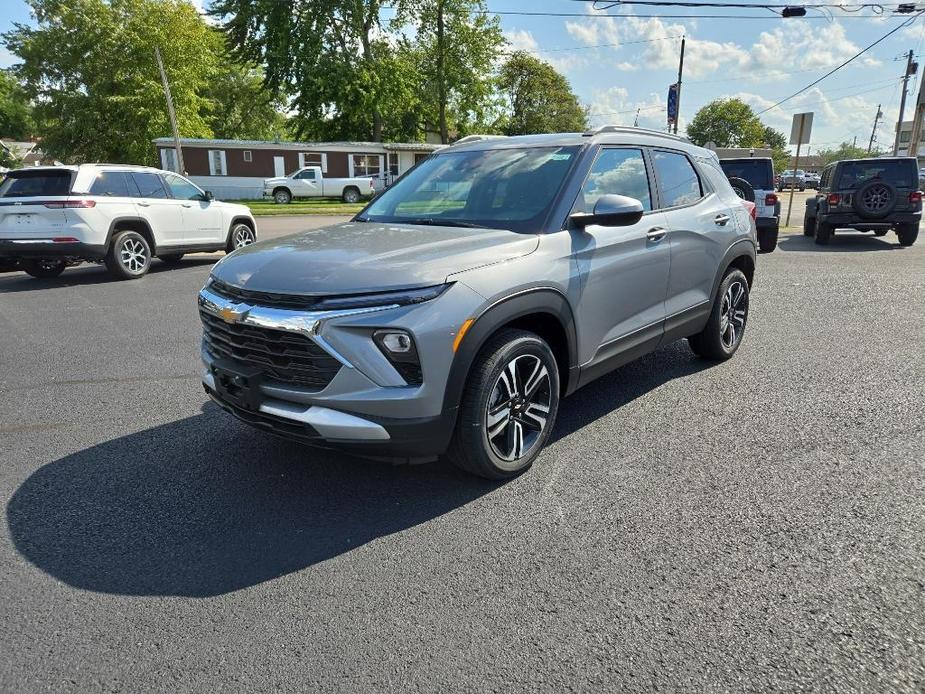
397,218 -> 482,228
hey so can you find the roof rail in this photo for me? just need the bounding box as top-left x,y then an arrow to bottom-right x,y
583,125 -> 691,142
451,134 -> 508,145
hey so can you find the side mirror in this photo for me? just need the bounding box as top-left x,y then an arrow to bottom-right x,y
203,190 -> 214,201
571,194 -> 644,228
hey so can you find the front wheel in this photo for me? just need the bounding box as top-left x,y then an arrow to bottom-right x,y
105,230 -> 151,280
815,220 -> 832,245
447,329 -> 560,479
688,268 -> 749,361
273,189 -> 291,204
22,258 -> 66,279
227,223 -> 256,252
897,223 -> 919,247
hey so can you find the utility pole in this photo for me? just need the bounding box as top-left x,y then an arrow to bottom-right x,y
894,49 -> 916,155
155,46 -> 184,175
436,0 -> 448,145
634,108 -> 640,127
674,36 -> 685,135
906,66 -> 925,164
867,104 -> 883,154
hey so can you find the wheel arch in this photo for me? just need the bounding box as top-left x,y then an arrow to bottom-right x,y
710,241 -> 756,303
442,288 -> 580,415
106,217 -> 156,254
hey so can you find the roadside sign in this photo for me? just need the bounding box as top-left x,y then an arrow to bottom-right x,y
789,112 -> 813,145
667,84 -> 679,126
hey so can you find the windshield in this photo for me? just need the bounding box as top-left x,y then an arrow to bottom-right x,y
359,146 -> 580,232
720,160 -> 773,190
836,160 -> 916,189
0,170 -> 74,197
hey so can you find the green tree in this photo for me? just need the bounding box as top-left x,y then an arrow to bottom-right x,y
0,69 -> 34,140
400,0 -> 504,143
816,141 -> 881,165
762,126 -> 787,151
497,52 -> 588,136
687,98 -> 765,148
4,0 -> 221,165
204,63 -> 289,141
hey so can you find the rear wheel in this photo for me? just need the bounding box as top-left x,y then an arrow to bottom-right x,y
815,220 -> 832,245
105,230 -> 151,280
447,329 -> 560,479
342,187 -> 361,204
22,258 -> 66,279
803,215 -> 815,237
688,268 -> 749,361
897,223 -> 919,247
757,227 -> 778,253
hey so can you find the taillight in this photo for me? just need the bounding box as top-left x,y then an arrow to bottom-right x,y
765,193 -> 777,206
740,200 -> 756,220
826,193 -> 840,206
910,191 -> 922,204
44,199 -> 96,209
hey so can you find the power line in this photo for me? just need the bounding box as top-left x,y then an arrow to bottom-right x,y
755,10 -> 925,114
501,34 -> 682,54
477,9 -> 903,19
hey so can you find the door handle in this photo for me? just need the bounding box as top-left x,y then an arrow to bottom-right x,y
137,202 -> 150,207
714,213 -> 730,226
182,203 -> 193,208
646,227 -> 667,242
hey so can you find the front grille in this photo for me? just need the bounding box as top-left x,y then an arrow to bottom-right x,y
200,310 -> 342,389
209,279 -> 324,311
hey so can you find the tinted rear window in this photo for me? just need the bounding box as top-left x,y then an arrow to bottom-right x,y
131,172 -> 168,199
0,171 -> 73,197
719,160 -> 773,189
836,161 -> 915,189
90,171 -> 131,197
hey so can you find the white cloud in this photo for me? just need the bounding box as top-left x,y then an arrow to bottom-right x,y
587,86 -> 668,130
504,28 -> 539,54
503,29 -> 586,73
616,62 -> 638,72
564,21 -> 601,46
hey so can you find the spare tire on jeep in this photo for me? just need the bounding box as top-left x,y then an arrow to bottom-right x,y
853,179 -> 897,219
727,177 -> 755,202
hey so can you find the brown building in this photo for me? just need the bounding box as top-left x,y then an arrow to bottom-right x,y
153,137 -> 441,199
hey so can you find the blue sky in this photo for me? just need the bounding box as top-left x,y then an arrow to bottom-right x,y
2,0 -> 922,151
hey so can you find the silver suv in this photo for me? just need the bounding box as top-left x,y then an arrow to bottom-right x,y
199,127 -> 757,479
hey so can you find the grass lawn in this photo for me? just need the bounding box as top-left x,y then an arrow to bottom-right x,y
229,198 -> 366,217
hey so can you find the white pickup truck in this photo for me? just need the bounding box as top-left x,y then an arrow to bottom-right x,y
263,166 -> 375,204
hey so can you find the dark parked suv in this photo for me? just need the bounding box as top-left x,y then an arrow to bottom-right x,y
804,157 -> 921,246
199,127 -> 757,479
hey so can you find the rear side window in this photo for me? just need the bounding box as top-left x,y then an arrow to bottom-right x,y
836,161 -> 915,189
719,160 -> 773,190
575,148 -> 652,213
90,171 -> 131,197
0,171 -> 73,197
653,151 -> 703,208
131,173 -> 168,199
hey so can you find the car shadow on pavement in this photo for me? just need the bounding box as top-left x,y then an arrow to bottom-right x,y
0,257 -> 221,292
778,233 -> 900,253
6,404 -> 500,598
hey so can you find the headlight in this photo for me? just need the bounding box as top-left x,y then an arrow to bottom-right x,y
373,329 -> 422,385
313,283 -> 451,311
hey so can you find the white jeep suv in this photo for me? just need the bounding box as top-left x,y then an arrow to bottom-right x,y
0,164 -> 257,280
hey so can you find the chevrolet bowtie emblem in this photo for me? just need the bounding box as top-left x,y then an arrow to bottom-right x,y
218,306 -> 246,324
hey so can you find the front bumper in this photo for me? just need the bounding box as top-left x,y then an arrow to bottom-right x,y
0,239 -> 106,259
197,279 -> 485,459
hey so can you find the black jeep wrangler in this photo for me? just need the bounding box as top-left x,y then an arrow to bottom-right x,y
804,157 -> 920,246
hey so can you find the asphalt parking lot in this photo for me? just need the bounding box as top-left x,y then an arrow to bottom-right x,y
1,225 -> 924,692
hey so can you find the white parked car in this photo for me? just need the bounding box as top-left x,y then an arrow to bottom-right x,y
0,164 -> 257,280
263,165 -> 375,204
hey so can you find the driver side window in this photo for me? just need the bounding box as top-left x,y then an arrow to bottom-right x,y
296,169 -> 316,180
164,174 -> 203,201
574,148 -> 652,214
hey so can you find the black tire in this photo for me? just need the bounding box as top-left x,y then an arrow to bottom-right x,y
728,177 -> 755,202
815,219 -> 832,245
803,215 -> 815,237
853,179 -> 897,220
273,188 -> 291,204
22,258 -> 66,279
688,268 -> 749,361
159,253 -> 184,264
897,223 -> 919,247
226,222 -> 256,253
447,329 -> 560,480
105,230 -> 151,280
757,227 -> 778,253
342,187 -> 361,204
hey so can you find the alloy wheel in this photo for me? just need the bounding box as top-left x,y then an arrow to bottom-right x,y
232,224 -> 255,249
862,183 -> 891,212
120,238 -> 148,273
485,354 -> 552,462
719,280 -> 748,349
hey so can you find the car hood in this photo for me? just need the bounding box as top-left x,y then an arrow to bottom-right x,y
263,176 -> 288,186
210,221 -> 539,295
